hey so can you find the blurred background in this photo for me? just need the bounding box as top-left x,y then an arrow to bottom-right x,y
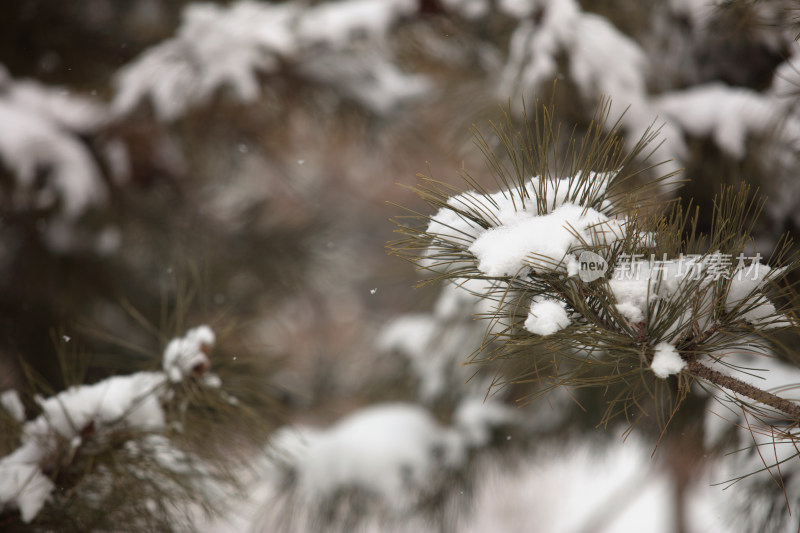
2,0 -> 800,531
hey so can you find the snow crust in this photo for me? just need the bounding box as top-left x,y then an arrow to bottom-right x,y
650,342 -> 685,379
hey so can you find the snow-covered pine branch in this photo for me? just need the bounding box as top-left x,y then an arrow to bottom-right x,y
391,99 -> 800,522
0,326 -> 237,530
112,0 -> 428,121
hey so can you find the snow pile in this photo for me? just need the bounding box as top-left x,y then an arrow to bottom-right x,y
499,0 -> 582,105
0,65 -> 107,222
469,202 -> 622,277
425,174 -> 622,277
524,297 -> 570,336
453,396 -> 518,448
113,1 -> 298,120
0,326 -> 216,523
650,342 -> 685,379
296,47 -> 430,115
113,0 -> 427,120
493,0 -> 800,186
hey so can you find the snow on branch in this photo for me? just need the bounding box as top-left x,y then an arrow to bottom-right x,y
392,105 -> 800,486
655,83 -> 800,160
0,65 -> 107,222
0,326 -> 218,523
112,0 -> 428,121
259,399 -> 516,530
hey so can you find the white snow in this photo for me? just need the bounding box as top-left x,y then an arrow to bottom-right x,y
163,325 -> 216,382
113,0 -> 426,120
498,0 -> 540,18
441,0 -> 490,19
113,1 -> 300,120
497,0 -> 648,125
0,96 -> 106,220
461,434 -> 676,533
296,0 -> 416,48
0,371 -> 168,521
453,396 -> 517,448
469,202 -> 622,277
0,67 -> 106,133
608,254 -> 790,332
30,372 -> 168,440
1,389 -> 25,422
650,342 -> 685,379
382,282 -> 488,397
726,260 -> 790,329
297,50 -> 431,115
268,403 -> 466,511
524,297 -> 570,336
655,83 -> 800,160
0,448 -> 55,523
378,278 -> 498,401
425,174 -> 621,275
0,326 -> 217,522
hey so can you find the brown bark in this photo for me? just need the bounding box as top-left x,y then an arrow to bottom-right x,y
686,359 -> 800,421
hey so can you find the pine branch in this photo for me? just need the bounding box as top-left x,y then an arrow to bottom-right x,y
686,358 -> 800,421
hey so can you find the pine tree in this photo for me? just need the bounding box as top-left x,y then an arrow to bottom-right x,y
3,1 -> 800,532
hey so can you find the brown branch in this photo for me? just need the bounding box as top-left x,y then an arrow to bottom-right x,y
686,359 -> 800,421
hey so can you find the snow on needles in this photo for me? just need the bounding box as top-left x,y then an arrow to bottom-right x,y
163,325 -> 216,382
650,342 -> 686,379
0,326 -> 216,523
266,400 -> 516,516
469,202 -> 620,277
524,297 -> 570,336
113,0 -> 427,120
425,173 -> 622,277
269,404 -> 465,512
608,254 -> 790,333
1,389 -> 25,422
0,66 -> 107,221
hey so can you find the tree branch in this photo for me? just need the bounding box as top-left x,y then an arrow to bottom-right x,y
686,359 -> 800,421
